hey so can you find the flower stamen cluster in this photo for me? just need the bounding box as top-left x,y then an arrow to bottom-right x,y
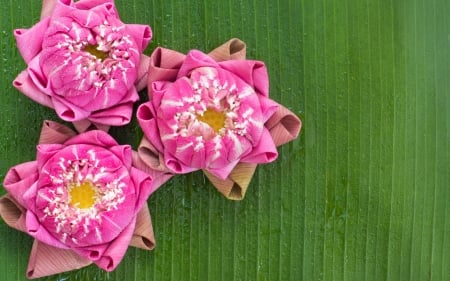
37,147 -> 127,246
42,19 -> 138,109
160,66 -> 263,164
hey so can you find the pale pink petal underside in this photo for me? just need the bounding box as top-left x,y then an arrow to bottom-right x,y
148,47 -> 186,88
0,194 -> 27,232
265,105 -> 302,147
27,240 -> 91,279
203,162 -> 257,200
137,137 -> 171,173
136,54 -> 150,91
41,0 -> 58,19
38,120 -> 76,145
208,38 -> 247,61
132,150 -> 173,193
130,204 -> 155,250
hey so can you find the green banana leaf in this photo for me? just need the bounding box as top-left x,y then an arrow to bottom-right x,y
0,0 -> 448,280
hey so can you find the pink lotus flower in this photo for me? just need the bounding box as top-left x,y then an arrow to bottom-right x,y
0,121 -> 170,278
137,39 -> 301,200
13,0 -> 152,132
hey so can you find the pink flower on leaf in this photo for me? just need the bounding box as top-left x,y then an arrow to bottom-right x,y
137,39 -> 302,200
13,0 -> 152,132
0,121 -> 170,278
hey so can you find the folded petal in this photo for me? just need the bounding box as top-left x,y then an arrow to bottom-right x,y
132,150 -> 173,189
130,167 -> 154,211
94,216 -> 136,271
259,95 -> 279,122
88,102 -> 135,127
26,240 -> 91,279
109,145 -> 132,168
52,96 -> 91,122
164,151 -> 198,174
26,211 -> 69,249
41,0 -> 58,19
13,71 -> 53,108
14,18 -> 49,63
3,162 -> 39,208
136,54 -> 150,91
0,194 -> 27,232
72,119 -> 96,133
38,120 -> 77,145
148,47 -> 185,87
208,38 -> 247,61
64,130 -> 118,148
203,162 -> 257,200
265,105 -> 302,146
71,243 -> 109,262
205,158 -> 239,180
177,50 -> 218,78
137,104 -> 165,153
125,24 -> 152,51
241,128 -> 278,163
218,60 -> 269,97
36,143 -> 65,170
130,204 -> 155,250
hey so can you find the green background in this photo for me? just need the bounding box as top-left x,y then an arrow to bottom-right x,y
0,0 -> 449,280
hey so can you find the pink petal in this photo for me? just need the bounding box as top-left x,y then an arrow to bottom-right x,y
94,216 -> 136,271
130,167 -> 154,211
74,0 -> 116,13
52,96 -> 91,121
26,211 -> 69,249
3,162 -> 39,209
136,54 -> 150,91
26,240 -> 91,279
240,128 -> 278,163
205,158 -> 240,180
51,0 -> 114,21
177,50 -> 218,78
137,102 -> 164,152
164,151 -> 198,174
71,243 -> 109,262
14,18 -> 49,63
87,103 -> 134,127
125,24 -> 152,52
27,54 -> 52,96
64,130 -> 118,148
108,145 -> 132,168
218,60 -> 269,97
36,144 -> 65,170
13,71 -> 53,108
258,96 -> 279,122
151,81 -> 172,108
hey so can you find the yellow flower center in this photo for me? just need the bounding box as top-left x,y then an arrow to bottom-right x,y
84,44 -> 109,60
69,182 -> 97,209
197,108 -> 226,133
